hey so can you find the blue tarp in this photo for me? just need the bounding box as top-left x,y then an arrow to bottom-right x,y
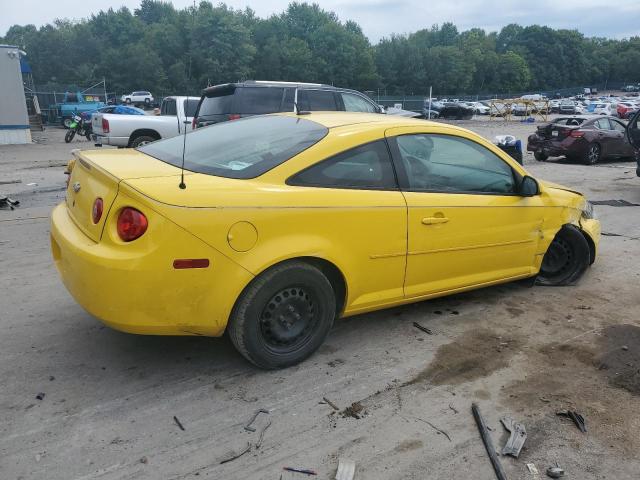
20,57 -> 31,74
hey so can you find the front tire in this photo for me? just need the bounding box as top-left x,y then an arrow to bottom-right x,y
534,150 -> 548,161
537,225 -> 590,286
228,261 -> 336,369
584,143 -> 601,165
64,130 -> 76,143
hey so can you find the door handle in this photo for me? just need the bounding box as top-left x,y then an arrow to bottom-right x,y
422,216 -> 449,225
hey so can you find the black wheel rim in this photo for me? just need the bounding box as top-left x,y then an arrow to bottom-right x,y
541,237 -> 573,276
588,145 -> 600,163
259,287 -> 318,353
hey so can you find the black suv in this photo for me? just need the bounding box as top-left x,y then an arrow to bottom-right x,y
193,81 -> 383,128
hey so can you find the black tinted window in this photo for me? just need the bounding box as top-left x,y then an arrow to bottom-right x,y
235,87 -> 284,114
161,99 -> 177,116
299,90 -> 338,111
282,88 -> 295,112
395,134 -> 515,194
183,99 -> 199,117
139,116 -> 328,179
289,140 -> 396,190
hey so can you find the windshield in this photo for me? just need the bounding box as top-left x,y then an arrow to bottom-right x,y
138,115 -> 328,179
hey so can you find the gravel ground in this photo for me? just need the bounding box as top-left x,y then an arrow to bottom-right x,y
1,121 -> 639,480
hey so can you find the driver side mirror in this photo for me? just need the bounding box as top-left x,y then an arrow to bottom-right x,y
519,175 -> 539,197
627,111 -> 640,150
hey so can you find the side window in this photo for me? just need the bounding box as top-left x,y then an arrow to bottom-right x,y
161,99 -> 177,116
611,120 -> 626,133
289,140 -> 397,190
282,88 -> 295,112
236,87 -> 285,114
341,92 -> 378,113
595,119 -> 611,130
299,90 -> 338,111
395,134 -> 516,194
183,99 -> 199,117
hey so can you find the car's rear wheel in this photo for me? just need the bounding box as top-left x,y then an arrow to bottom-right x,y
228,261 -> 336,369
534,150 -> 548,161
130,135 -> 157,148
584,143 -> 601,165
537,225 -> 590,286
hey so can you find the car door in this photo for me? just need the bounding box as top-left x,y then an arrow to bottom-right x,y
386,127 -> 546,298
287,139 -> 407,311
593,118 -> 616,157
610,118 -> 636,157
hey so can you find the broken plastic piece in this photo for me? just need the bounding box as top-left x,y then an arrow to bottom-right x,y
335,458 -> 356,480
546,465 -> 565,478
501,416 -> 527,458
556,410 -> 586,433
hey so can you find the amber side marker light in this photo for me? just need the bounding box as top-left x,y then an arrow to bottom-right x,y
173,259 -> 210,269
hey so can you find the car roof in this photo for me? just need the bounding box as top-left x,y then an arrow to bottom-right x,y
203,80 -> 363,95
275,111 -> 451,130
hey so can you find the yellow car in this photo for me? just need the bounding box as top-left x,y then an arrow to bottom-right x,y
51,112 -> 600,368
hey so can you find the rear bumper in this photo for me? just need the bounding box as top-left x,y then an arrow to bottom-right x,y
50,202 -> 253,336
527,137 -> 588,158
93,134 -> 129,147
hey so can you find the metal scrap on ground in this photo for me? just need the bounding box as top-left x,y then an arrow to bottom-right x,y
556,410 -> 587,433
219,442 -> 251,465
244,408 -> 269,432
472,403 -> 508,480
335,458 -> 356,480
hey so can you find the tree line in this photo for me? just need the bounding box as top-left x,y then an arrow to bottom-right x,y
2,0 -> 639,97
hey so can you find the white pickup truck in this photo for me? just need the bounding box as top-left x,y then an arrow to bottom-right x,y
92,96 -> 200,148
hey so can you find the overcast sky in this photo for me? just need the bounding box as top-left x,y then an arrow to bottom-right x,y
1,0 -> 639,41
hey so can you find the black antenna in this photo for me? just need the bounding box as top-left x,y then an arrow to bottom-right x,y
179,104 -> 188,190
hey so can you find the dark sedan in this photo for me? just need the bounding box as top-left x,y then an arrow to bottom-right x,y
527,116 -> 635,165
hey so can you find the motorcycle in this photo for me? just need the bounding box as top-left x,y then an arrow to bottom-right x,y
64,114 -> 92,143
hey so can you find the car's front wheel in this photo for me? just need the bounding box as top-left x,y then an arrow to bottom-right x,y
537,225 -> 590,286
534,150 -> 548,161
228,261 -> 336,369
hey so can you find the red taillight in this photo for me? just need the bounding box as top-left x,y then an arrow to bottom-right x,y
228,114 -> 241,121
92,198 -> 103,224
102,118 -> 110,133
117,207 -> 148,242
570,130 -> 585,138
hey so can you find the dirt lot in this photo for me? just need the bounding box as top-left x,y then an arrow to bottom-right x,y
1,120 -> 639,480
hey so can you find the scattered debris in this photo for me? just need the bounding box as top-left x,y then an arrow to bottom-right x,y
526,463 -> 540,474
472,403 -> 508,480
341,402 -> 365,419
323,396 -> 339,411
434,310 -> 443,315
283,467 -> 317,476
35,392 -> 45,401
335,458 -> 356,480
622,345 -> 629,351
601,232 -> 624,237
575,305 -> 592,310
413,322 -> 433,335
539,397 -> 551,403
414,417 -> 452,442
49,376 -> 55,381
556,410 -> 587,433
140,456 -> 148,464
500,416 -> 527,458
0,195 -> 20,210
26,182 -> 38,186
590,199 -> 640,207
255,420 -> 272,449
546,464 -> 565,478
244,408 -> 269,432
173,415 -> 185,431
448,403 -> 459,414
0,179 -> 21,185
219,442 -> 251,464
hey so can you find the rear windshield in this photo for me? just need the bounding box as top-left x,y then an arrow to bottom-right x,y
198,86 -> 236,117
138,115 -> 328,179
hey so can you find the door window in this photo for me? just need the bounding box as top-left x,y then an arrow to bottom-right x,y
395,134 -> 516,194
298,90 -> 338,111
611,120 -> 626,133
594,118 -> 611,130
341,92 -> 378,113
289,140 -> 396,190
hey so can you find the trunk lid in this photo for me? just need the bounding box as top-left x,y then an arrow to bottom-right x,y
537,122 -> 580,141
65,149 -> 182,242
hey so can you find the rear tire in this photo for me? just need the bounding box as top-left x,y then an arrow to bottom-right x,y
534,151 -> 548,161
537,225 -> 590,286
130,135 -> 157,148
584,143 -> 601,165
64,130 -> 76,143
228,261 -> 336,369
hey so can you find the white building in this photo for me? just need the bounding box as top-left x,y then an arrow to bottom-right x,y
0,45 -> 30,145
